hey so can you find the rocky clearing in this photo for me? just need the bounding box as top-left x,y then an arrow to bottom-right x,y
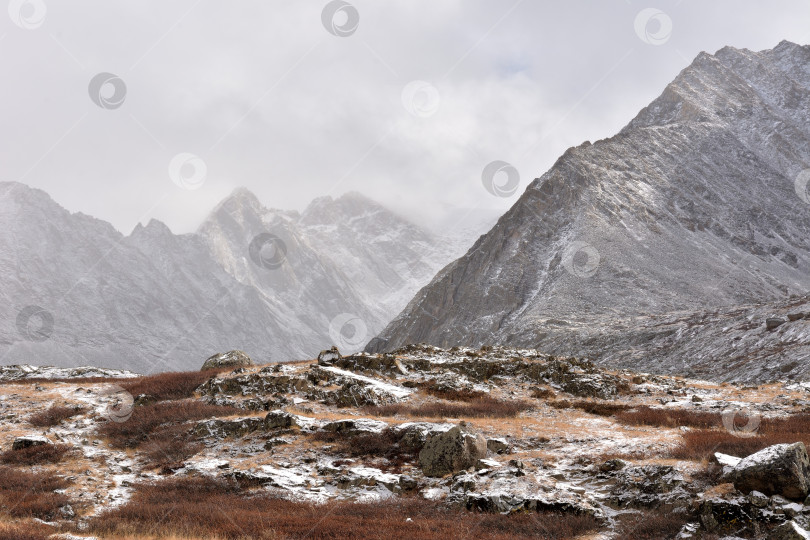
2,346 -> 810,539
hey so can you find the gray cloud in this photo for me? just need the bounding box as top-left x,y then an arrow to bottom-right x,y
2,0 -> 808,233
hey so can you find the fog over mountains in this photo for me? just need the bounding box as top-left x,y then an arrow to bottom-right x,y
368,41 -> 810,377
0,182 -> 493,372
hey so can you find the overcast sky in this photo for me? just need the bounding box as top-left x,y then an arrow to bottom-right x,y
2,0 -> 809,234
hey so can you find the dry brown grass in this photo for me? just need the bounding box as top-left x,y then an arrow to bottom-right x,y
120,369 -> 229,402
421,381 -> 488,402
87,476 -> 599,540
311,427 -> 422,471
96,400 -> 238,449
141,424 -> 205,472
0,443 -> 73,466
615,510 -> 694,540
0,522 -> 51,540
364,396 -> 533,419
615,406 -> 721,429
549,399 -> 632,417
0,466 -> 72,520
27,405 -> 85,427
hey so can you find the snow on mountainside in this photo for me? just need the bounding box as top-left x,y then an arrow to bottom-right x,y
368,41 -> 810,383
0,183 -> 468,372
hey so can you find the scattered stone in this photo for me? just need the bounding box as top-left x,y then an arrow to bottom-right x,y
731,443 -> 810,500
418,424 -> 487,477
265,411 -> 298,430
599,458 -> 627,473
787,313 -> 805,322
486,438 -> 509,454
201,350 -> 255,371
12,434 -> 50,450
747,490 -> 769,508
317,346 -> 341,366
766,318 -> 787,330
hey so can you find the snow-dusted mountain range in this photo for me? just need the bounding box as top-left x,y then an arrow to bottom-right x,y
368,41 -> 810,368
0,183 -> 492,372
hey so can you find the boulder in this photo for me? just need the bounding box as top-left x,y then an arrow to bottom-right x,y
201,350 -> 255,371
317,346 -> 341,365
12,434 -> 50,450
264,411 -> 298,430
770,520 -> 810,540
418,424 -> 487,477
731,443 -> 810,500
486,438 -> 509,454
766,318 -> 787,331
787,313 -> 805,322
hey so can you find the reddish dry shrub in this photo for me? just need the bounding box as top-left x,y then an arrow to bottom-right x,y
141,424 -> 204,471
88,476 -> 599,539
311,427 -> 422,470
421,381 -> 488,402
96,400 -> 238,448
365,396 -> 532,419
0,443 -> 72,466
530,386 -> 556,399
0,523 -> 51,540
120,368 -> 228,402
668,412 -> 810,461
615,510 -> 692,540
615,406 -> 721,429
549,399 -> 632,416
28,405 -> 85,427
0,467 -> 72,520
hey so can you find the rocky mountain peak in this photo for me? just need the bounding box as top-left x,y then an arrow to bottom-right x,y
368,41 -> 810,358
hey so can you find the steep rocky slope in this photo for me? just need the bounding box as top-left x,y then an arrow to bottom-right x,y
369,42 -> 810,364
0,184 -> 465,372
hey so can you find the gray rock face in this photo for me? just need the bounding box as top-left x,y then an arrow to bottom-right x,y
418,424 -> 487,477
0,185 -> 469,372
368,42 -> 810,381
732,443 -> 810,500
201,350 -> 255,371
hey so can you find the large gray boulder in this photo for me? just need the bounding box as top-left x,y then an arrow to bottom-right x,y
731,443 -> 810,500
418,424 -> 487,477
201,350 -> 255,371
